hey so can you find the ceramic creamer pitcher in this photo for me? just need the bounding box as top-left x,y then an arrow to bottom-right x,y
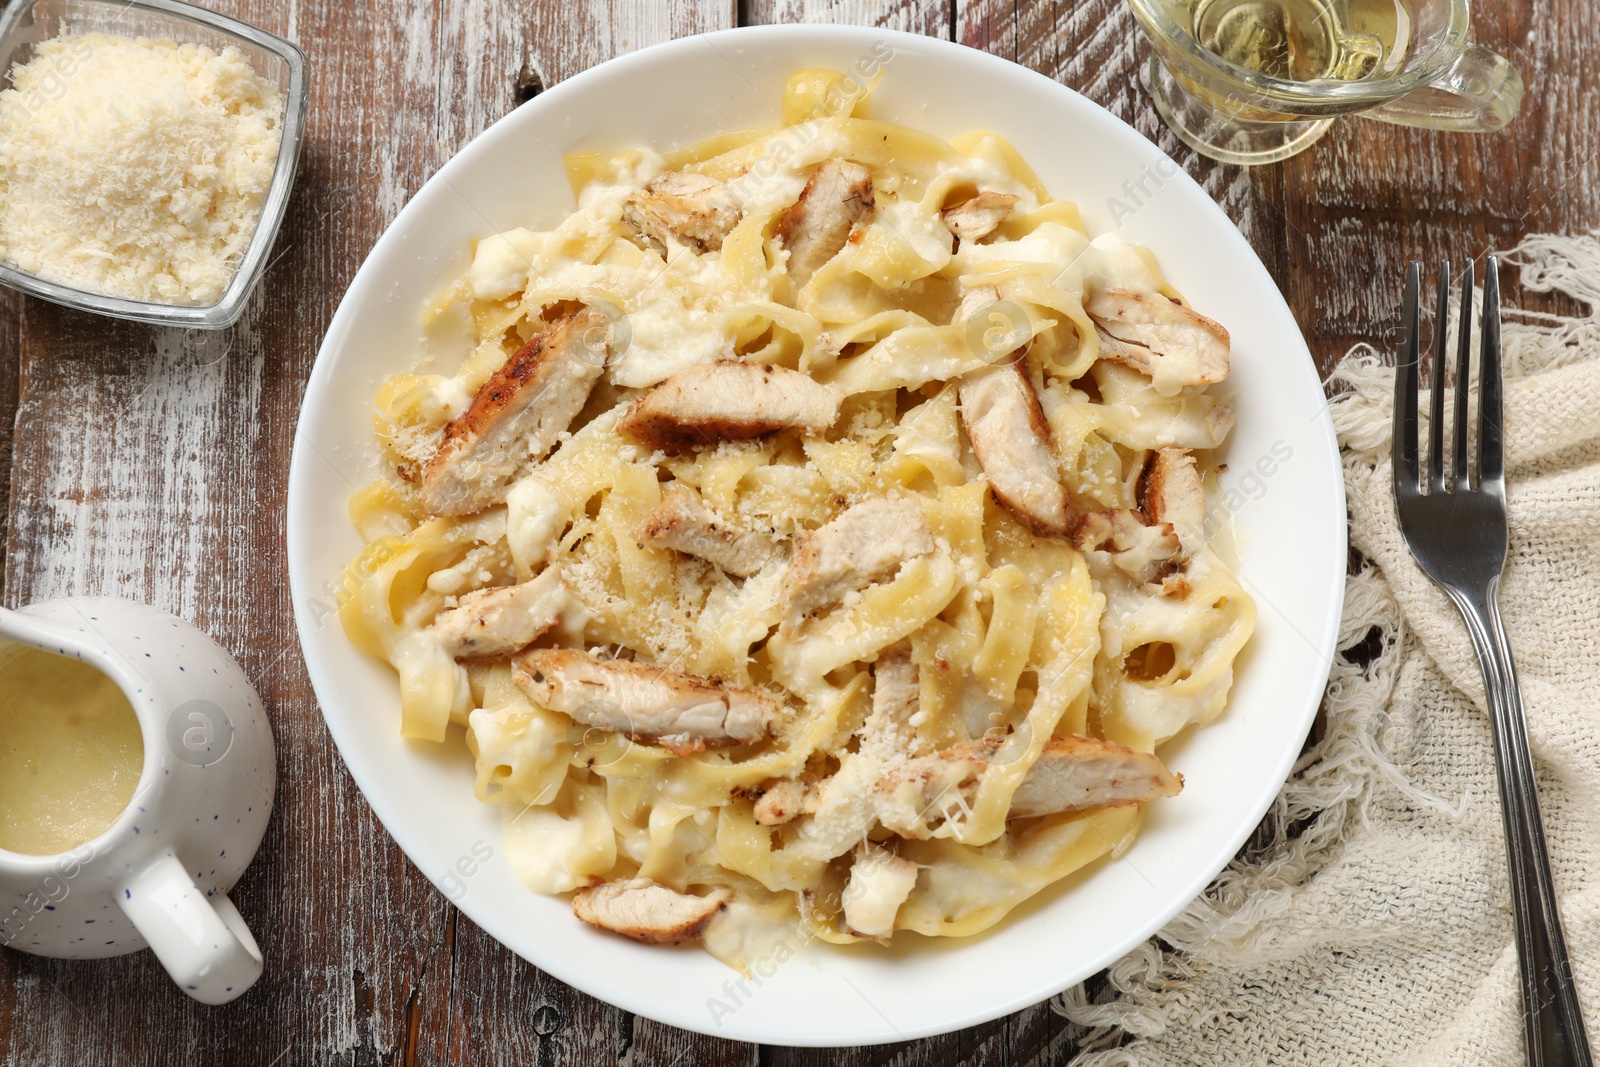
0,597 -> 274,1005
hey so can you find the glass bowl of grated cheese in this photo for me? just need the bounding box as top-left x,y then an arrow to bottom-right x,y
0,0 -> 307,329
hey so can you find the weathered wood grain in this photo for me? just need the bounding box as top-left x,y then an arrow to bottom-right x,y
527,1 -> 735,88
2,0 -> 1597,1065
741,0 -> 951,37
0,290 -> 22,594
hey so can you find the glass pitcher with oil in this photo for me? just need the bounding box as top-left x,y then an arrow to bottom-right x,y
1127,0 -> 1523,164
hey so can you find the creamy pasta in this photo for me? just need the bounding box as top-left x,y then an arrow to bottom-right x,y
340,68 -> 1255,966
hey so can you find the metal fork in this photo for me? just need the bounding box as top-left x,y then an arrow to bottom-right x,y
1393,258 -> 1594,1067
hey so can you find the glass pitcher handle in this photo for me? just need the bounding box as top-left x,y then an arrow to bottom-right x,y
1361,43 -> 1524,132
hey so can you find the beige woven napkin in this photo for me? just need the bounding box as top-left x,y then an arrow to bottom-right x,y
1054,234 -> 1600,1066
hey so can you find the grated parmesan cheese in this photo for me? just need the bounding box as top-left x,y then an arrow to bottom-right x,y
0,32 -> 284,306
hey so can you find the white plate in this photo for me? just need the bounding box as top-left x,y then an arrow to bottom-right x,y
288,25 -> 1346,1046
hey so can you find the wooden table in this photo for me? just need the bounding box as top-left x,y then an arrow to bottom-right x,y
1,1 -> 1594,1063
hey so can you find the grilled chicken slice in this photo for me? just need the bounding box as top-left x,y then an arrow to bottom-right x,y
1196,393 -> 1237,449
843,846 -> 919,939
1005,735 -> 1183,818
867,646 -> 919,739
634,490 -> 779,577
959,364 -> 1072,536
776,159 -> 874,288
752,777 -> 819,826
953,283 -> 1003,328
941,191 -> 1019,242
572,878 -> 731,944
422,309 -> 609,515
1141,448 -> 1205,557
617,361 -> 839,452
775,648 -> 920,841
781,497 -> 935,622
514,649 -> 782,753
1071,509 -> 1183,585
1085,288 -> 1230,396
426,568 -> 566,659
622,171 -> 741,255
885,734 -> 1181,822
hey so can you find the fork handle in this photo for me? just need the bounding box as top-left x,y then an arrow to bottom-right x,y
1452,582 -> 1594,1067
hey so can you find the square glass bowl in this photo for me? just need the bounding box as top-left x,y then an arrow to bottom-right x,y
0,0 -> 308,329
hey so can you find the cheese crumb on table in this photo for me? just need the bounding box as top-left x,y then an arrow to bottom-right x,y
0,32 -> 285,306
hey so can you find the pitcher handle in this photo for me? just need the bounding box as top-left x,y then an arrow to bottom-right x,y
1362,43 -> 1524,132
116,850 -> 263,1005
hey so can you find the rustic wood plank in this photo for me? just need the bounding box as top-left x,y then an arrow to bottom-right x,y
740,0 -> 952,37
527,0 -> 736,88
0,290 -> 23,594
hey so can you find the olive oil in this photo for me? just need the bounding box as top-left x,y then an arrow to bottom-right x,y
1181,0 -> 1412,82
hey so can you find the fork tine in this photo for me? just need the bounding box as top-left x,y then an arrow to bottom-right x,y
1454,259 -> 1475,489
1428,261 -> 1449,491
1393,261 -> 1422,500
1478,256 -> 1504,489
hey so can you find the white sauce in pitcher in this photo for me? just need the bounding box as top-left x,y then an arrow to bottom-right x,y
0,645 -> 143,856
